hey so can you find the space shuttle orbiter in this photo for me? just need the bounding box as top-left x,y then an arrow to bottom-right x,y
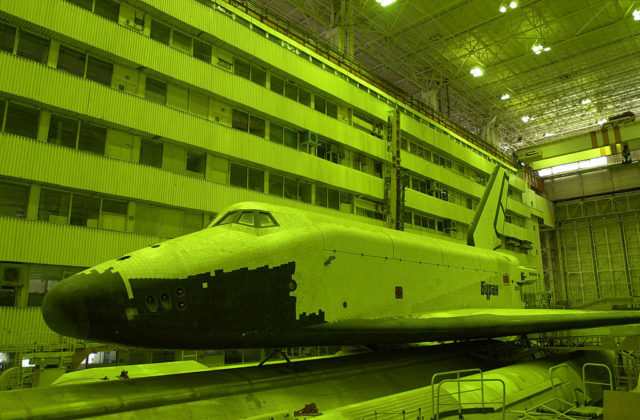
42,173 -> 640,348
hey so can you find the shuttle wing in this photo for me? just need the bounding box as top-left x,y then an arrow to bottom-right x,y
306,308 -> 640,341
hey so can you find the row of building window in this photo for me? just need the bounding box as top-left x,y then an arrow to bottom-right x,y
141,73 -> 382,177
0,23 -> 50,64
228,162 -> 349,212
0,179 -> 214,238
67,0 -> 120,22
0,98 -> 376,216
402,137 -> 487,186
403,210 -> 462,238
355,206 -> 386,221
1,19 -> 112,88
408,174 -> 478,210
1,22 -> 115,89
0,263 -> 85,307
228,107 -> 382,177
0,169 -> 382,234
505,212 -> 527,228
150,19 -> 212,63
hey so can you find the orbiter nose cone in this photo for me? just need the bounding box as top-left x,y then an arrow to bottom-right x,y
42,278 -> 90,339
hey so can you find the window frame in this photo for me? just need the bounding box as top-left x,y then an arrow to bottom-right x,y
139,137 -> 163,168
0,21 -> 17,54
213,210 -> 278,228
0,179 -> 30,219
16,29 -> 50,64
47,113 -> 80,149
4,101 -> 40,139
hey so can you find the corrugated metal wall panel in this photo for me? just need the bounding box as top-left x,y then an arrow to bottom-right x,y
0,54 -> 383,200
0,307 -> 72,348
554,192 -> 640,307
0,0 -> 388,161
0,215 -> 162,266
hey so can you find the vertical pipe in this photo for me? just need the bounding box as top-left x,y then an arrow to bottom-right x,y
573,223 -> 586,304
618,214 -> 633,297
602,218 -> 615,298
587,222 -> 601,300
557,227 -> 568,305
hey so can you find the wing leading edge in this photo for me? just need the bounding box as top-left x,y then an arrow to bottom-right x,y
306,309 -> 640,341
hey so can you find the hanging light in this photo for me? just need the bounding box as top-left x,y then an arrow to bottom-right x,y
376,0 -> 397,6
499,5 -> 507,13
633,10 -> 640,20
521,116 -> 530,123
470,67 -> 484,77
501,93 -> 510,100
509,1 -> 518,9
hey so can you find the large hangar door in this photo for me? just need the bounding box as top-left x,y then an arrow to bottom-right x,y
548,192 -> 640,307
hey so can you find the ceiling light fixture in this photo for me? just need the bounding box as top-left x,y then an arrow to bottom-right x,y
501,93 -> 510,100
597,118 -> 607,125
521,116 -> 530,123
581,98 -> 591,105
544,133 -> 554,137
509,1 -> 518,8
470,67 -> 483,77
633,10 -> 640,20
532,44 -> 551,55
499,5 -> 507,13
375,0 -> 396,6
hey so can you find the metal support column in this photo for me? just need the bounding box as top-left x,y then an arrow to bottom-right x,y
386,109 -> 403,231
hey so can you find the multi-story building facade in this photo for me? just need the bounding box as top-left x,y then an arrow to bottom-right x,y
0,0 -> 553,386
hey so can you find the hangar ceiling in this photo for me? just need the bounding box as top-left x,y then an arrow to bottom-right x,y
251,0 -> 640,152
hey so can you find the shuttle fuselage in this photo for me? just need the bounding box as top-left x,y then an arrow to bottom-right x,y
42,202 -> 640,348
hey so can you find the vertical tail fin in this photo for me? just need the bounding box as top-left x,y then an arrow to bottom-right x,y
467,166 -> 509,249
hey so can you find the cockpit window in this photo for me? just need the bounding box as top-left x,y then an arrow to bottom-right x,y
257,212 -> 276,227
237,211 -> 255,226
213,210 -> 279,228
216,211 -> 238,225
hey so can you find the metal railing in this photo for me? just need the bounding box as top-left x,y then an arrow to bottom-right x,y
364,408 -> 424,419
582,362 -> 613,403
433,378 -> 506,420
430,368 -> 483,417
549,363 -> 576,402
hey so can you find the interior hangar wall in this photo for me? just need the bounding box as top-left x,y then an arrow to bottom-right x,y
544,188 -> 640,308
